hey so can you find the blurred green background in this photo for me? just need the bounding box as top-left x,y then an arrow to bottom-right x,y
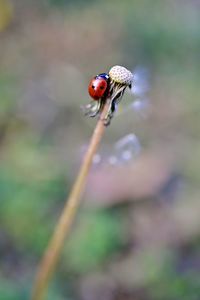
0,0 -> 200,299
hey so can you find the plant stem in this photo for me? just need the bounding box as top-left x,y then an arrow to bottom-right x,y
31,102 -> 110,300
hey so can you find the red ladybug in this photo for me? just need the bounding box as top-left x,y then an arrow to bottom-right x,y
88,73 -> 109,101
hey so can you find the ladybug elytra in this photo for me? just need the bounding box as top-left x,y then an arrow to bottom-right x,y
88,73 -> 109,101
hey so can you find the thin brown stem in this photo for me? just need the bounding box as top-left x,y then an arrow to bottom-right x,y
31,101 -> 110,300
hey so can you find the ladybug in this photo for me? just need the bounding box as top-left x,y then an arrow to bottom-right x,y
88,73 -> 110,101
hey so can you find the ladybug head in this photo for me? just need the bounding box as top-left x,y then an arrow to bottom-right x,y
96,73 -> 110,81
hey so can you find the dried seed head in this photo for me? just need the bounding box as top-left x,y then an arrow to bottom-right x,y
109,65 -> 133,86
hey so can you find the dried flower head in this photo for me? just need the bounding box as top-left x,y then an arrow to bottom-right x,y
109,65 -> 133,86
83,65 -> 133,126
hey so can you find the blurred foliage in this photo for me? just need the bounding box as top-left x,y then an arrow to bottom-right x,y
0,73 -> 19,119
0,0 -> 13,32
0,0 -> 200,299
149,262 -> 200,300
65,210 -> 124,273
0,279 -> 25,300
44,0 -> 95,8
0,161 -> 67,254
124,1 -> 200,70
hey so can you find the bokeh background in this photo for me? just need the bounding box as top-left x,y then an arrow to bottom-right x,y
0,0 -> 200,299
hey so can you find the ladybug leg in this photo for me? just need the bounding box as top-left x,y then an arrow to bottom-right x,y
82,101 -> 101,117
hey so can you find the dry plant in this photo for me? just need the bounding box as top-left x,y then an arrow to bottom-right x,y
31,66 -> 133,300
